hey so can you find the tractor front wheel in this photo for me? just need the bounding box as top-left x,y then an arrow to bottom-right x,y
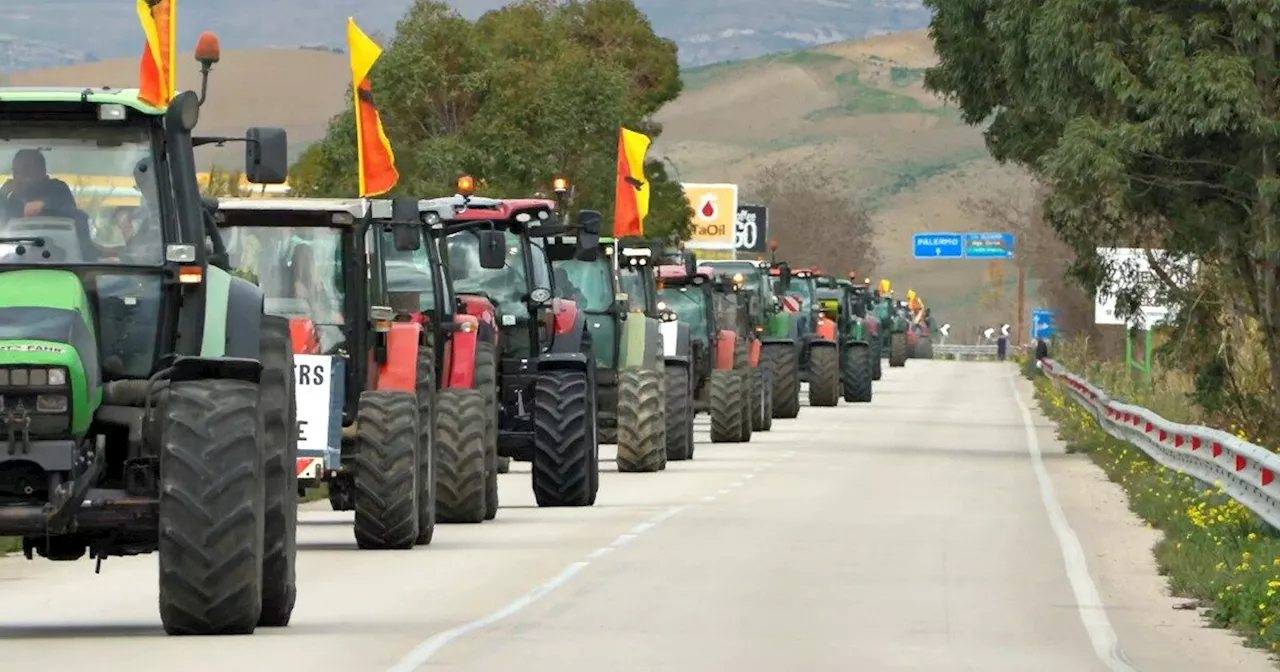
889,333 -> 908,367
258,316 -> 297,627
414,346 -> 437,545
842,345 -> 873,403
664,364 -> 694,461
352,391 -> 420,550
736,369 -> 754,442
807,345 -> 840,407
616,369 -> 666,473
752,362 -> 773,432
158,378 -> 265,635
433,389 -> 487,524
475,341 -> 500,521
708,369 -> 744,442
532,370 -> 596,507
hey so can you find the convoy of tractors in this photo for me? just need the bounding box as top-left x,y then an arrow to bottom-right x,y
0,45 -> 940,637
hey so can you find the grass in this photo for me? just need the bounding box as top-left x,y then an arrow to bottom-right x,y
889,66 -> 926,86
806,71 -> 928,119
1031,343 -> 1280,655
0,486 -> 329,557
680,49 -> 846,92
862,148 -> 990,210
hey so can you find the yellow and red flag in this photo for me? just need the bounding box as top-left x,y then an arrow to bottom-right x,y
136,0 -> 176,107
613,127 -> 651,237
347,18 -> 399,197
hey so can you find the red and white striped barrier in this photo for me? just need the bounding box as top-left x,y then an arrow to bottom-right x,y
1040,359 -> 1280,531
779,295 -> 803,312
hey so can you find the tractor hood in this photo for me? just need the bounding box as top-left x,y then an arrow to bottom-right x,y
0,269 -> 100,434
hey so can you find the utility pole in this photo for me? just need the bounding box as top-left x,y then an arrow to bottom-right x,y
1015,259 -> 1026,345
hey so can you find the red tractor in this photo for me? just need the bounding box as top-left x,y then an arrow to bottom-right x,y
215,197 -> 440,550
423,186 -> 602,508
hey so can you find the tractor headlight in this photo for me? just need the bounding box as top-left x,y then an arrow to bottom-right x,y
36,394 -> 67,413
48,368 -> 66,385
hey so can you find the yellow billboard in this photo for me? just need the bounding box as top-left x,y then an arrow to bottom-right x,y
681,183 -> 737,250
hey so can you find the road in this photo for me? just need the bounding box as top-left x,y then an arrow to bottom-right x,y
0,361 -> 1274,671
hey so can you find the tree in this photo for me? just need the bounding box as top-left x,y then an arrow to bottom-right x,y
746,160 -> 879,276
924,0 -> 1280,420
293,0 -> 688,239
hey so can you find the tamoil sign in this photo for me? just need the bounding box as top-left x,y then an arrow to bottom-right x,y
681,183 -> 738,250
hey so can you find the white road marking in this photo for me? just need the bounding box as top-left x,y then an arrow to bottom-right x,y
1007,370 -> 1137,671
387,467 -> 773,670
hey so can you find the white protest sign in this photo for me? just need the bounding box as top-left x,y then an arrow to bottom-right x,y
293,354 -> 334,458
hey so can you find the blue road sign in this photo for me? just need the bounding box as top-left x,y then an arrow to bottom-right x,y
913,233 -> 964,259
1032,308 -> 1056,339
963,232 -> 1015,259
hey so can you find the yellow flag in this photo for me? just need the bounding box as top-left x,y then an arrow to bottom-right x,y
878,279 -> 892,294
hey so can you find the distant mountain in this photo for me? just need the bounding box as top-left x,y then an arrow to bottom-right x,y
0,0 -> 931,72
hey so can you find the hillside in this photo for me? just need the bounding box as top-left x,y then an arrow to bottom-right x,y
653,29 -> 1035,332
0,0 -> 931,71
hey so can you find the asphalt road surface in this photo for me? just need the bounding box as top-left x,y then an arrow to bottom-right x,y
0,361 -> 1273,671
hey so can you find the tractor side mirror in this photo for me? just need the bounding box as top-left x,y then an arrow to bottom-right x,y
683,253 -> 696,277
478,229 -> 506,269
244,127 -> 288,184
575,210 -> 601,260
390,197 -> 421,251
777,264 -> 792,292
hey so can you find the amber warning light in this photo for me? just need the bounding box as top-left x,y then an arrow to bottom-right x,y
553,177 -> 568,193
457,176 -> 475,196
194,32 -> 221,67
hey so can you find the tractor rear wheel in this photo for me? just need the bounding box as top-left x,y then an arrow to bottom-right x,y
433,389 -> 487,523
889,333 -> 908,367
736,369 -> 754,442
664,364 -> 694,461
353,391 -> 420,550
616,369 -> 666,473
921,337 -> 934,359
763,343 -> 801,419
532,370 -> 595,507
708,369 -> 744,442
475,341 -> 500,521
158,378 -> 265,635
807,345 -> 840,407
414,346 -> 437,545
842,345 -> 873,403
258,316 -> 297,627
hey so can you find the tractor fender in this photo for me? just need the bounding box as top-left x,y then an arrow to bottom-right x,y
376,321 -> 422,393
906,330 -> 920,346
549,306 -> 589,355
758,335 -> 797,348
221,273 -> 264,360
443,314 -> 481,390
458,293 -> 501,349
749,338 -> 761,367
537,350 -> 589,373
289,318 -> 322,354
169,355 -> 262,384
714,330 -> 736,370
806,336 -> 838,353
619,314 -> 661,370
815,315 -> 837,341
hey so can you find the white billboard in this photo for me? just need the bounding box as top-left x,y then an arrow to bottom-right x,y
1094,247 -> 1197,327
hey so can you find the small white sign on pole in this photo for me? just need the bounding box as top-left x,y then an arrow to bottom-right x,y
1094,247 -> 1197,327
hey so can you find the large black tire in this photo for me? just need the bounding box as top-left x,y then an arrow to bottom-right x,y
475,341 -> 500,521
807,345 -> 840,407
763,343 -> 801,419
872,344 -> 882,380
889,333 -> 908,367
842,344 -> 873,403
532,370 -> 595,507
433,388 -> 487,523
708,369 -> 744,443
158,379 -> 265,636
598,425 -> 618,445
497,456 -> 511,473
616,369 -> 666,473
920,337 -> 934,359
258,316 -> 297,628
414,346 -> 437,545
751,364 -> 773,432
352,391 -> 419,550
736,369 -> 754,442
664,364 -> 694,461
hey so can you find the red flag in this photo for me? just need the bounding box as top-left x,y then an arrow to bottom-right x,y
348,18 -> 399,197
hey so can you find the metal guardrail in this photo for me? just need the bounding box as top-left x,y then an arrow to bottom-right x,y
932,343 -> 999,360
1040,358 -> 1280,531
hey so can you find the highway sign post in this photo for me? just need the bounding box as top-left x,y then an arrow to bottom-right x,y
913,233 -> 964,259
1031,309 -> 1056,340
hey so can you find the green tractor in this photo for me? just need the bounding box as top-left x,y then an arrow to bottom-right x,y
612,239 -> 696,462
764,264 -> 841,407
0,74 -> 298,633
700,260 -> 803,419
872,286 -> 911,368
546,234 -> 667,472
815,282 -> 875,402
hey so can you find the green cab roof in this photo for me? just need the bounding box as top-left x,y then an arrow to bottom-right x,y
0,87 -> 163,114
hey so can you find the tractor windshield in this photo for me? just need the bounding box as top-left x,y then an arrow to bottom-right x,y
446,229 -> 550,320
551,258 -> 611,312
705,261 -> 766,297
712,290 -> 743,334
618,268 -> 648,312
382,230 -> 435,314
0,126 -> 163,266
220,225 -> 347,352
658,285 -> 709,341
790,277 -> 816,309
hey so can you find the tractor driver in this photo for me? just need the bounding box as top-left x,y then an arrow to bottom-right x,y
0,149 -> 78,219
